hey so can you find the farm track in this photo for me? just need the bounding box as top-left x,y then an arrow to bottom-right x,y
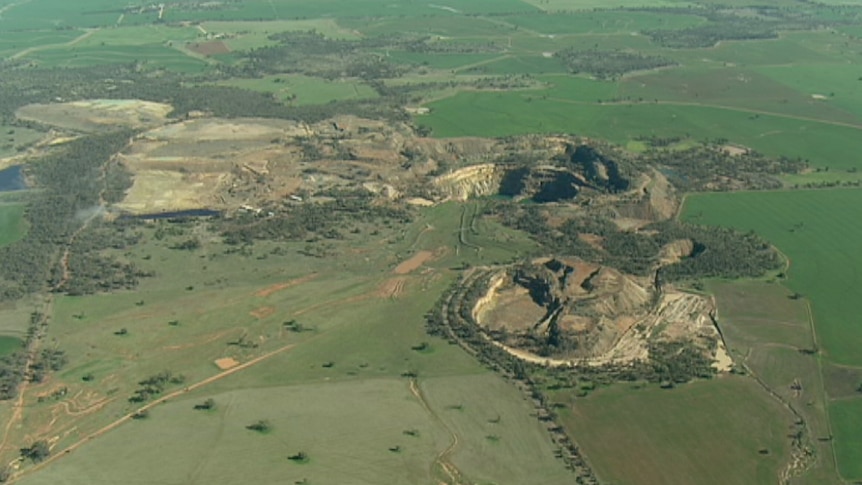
7,343 -> 296,484
408,378 -> 467,485
10,28 -> 100,60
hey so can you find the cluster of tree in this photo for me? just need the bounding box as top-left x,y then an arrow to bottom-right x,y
641,7 -> 837,48
129,370 -> 184,403
20,440 -> 50,463
0,351 -> 27,401
404,37 -> 502,55
55,218 -> 153,296
29,348 -> 68,384
241,30 -> 408,81
554,48 -> 676,80
0,64 -> 406,126
490,203 -> 781,280
642,144 -> 807,191
0,131 -> 133,301
217,189 -> 412,245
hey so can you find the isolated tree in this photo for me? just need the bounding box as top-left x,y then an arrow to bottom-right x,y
21,440 -> 50,462
288,451 -> 308,462
246,420 -> 272,433
194,398 -> 216,410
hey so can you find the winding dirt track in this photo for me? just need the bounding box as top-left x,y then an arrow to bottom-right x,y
408,379 -> 467,485
7,343 -> 295,484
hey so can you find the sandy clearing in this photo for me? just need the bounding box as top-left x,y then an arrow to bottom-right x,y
394,250 -> 434,274
214,357 -> 239,370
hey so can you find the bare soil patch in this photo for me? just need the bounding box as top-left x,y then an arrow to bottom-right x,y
188,40 -> 230,56
250,306 -> 276,319
214,357 -> 240,370
394,250 -> 434,274
255,273 -> 318,298
377,277 -> 407,299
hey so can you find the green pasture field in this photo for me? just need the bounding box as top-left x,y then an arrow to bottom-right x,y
502,11 -> 705,35
683,189 -> 862,367
215,74 -> 378,105
618,66 -> 862,125
757,64 -> 862,120
24,44 -> 209,72
831,399 -> 862,480
0,0 -> 122,30
709,280 -> 841,484
553,377 -> 792,485
521,0 -> 692,10
0,204 -> 26,248
7,202 -> 546,478
341,14 -> 518,37
74,25 -> 201,47
683,189 -> 862,480
204,19 -> 358,52
0,30 -> 82,58
0,336 -> 23,357
386,51 -> 506,70
421,90 -> 862,169
0,125 -> 44,159
663,34 -> 839,67
163,0 -> 537,22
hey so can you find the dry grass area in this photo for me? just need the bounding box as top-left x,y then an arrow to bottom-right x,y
16,100 -> 172,133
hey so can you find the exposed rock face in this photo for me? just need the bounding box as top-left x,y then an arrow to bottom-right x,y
432,163 -> 503,200
473,258 -> 721,367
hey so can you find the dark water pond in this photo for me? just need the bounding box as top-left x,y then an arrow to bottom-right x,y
124,209 -> 222,220
0,165 -> 26,192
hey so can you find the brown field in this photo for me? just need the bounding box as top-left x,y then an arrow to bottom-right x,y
187,41 -> 230,56
394,250 -> 434,274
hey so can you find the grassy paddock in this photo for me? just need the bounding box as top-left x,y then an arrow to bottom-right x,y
709,280 -> 842,484
0,336 -> 23,358
830,399 -> 862,480
556,378 -> 793,485
0,204 -> 26,248
684,189 -> 862,480
422,91 -> 862,169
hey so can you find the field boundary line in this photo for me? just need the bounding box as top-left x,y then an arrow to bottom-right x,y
805,300 -> 844,482
8,343 -> 296,483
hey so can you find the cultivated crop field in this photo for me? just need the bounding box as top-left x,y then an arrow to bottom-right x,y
684,189 -> 862,481
554,378 -> 793,485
